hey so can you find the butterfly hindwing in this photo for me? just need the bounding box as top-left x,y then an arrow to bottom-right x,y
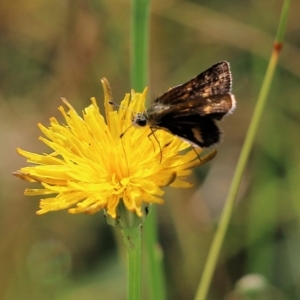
156,113 -> 222,147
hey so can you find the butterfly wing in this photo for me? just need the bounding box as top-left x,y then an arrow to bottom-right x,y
149,93 -> 235,121
154,61 -> 232,106
147,93 -> 235,147
156,113 -> 222,147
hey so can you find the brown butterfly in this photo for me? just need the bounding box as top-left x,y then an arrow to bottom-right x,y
132,61 -> 236,148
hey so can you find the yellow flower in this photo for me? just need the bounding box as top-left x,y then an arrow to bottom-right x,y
13,78 -> 216,219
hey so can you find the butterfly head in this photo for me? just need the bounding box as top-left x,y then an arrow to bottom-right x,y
133,112 -> 148,127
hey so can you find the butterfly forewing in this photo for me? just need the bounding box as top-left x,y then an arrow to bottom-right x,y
152,93 -> 235,119
154,61 -> 232,106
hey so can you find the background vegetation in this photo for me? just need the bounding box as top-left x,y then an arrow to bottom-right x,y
1,0 -> 300,299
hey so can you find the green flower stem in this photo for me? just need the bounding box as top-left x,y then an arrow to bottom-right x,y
122,226 -> 142,300
194,1 -> 291,300
131,0 -> 150,91
144,207 -> 167,300
130,1 -> 166,300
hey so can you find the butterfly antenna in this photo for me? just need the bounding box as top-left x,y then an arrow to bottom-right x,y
109,100 -> 135,113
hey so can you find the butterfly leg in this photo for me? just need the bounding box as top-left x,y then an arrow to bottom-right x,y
191,147 -> 202,163
147,128 -> 163,163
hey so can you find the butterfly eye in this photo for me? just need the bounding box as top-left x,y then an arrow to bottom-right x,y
136,116 -> 147,127
133,113 -> 147,127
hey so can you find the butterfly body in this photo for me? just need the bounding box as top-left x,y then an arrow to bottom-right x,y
133,61 -> 236,148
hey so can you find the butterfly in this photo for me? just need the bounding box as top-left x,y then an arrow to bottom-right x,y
132,61 -> 236,148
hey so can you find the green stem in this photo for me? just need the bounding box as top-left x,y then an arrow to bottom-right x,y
194,1 -> 291,299
144,207 -> 167,300
122,226 -> 142,300
130,1 -> 166,300
131,0 -> 150,91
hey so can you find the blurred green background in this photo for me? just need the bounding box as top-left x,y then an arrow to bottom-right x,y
2,0 -> 300,299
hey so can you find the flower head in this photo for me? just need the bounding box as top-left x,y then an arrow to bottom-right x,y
13,79 -> 216,220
